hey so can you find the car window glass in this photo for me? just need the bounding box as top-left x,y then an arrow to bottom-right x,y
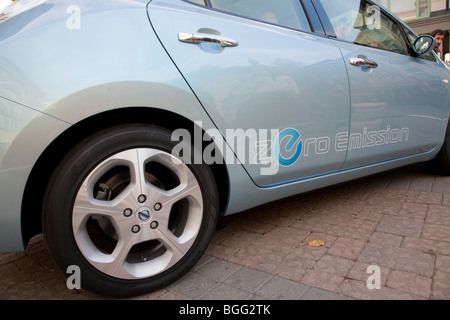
187,0 -> 311,32
318,0 -> 408,54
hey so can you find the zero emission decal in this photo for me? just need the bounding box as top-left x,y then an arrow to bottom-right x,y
171,122 -> 410,175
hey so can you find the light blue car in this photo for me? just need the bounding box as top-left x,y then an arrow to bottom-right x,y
1,0 -> 449,296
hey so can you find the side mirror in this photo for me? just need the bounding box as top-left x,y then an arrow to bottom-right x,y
413,35 -> 436,56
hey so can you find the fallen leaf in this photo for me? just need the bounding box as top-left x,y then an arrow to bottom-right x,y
308,239 -> 326,247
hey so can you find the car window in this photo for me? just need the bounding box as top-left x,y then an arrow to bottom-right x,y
186,0 -> 311,32
317,0 -> 409,55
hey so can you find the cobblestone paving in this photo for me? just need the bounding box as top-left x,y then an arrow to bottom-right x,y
1,163 -> 450,300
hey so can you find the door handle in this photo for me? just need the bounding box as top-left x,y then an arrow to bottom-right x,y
349,57 -> 378,69
178,32 -> 239,48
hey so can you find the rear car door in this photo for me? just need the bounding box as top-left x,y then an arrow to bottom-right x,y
147,0 -> 351,187
313,0 -> 447,169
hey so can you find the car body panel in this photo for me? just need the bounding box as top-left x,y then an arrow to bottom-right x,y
147,0 -> 352,187
0,97 -> 70,252
310,0 -> 450,169
338,41 -> 447,169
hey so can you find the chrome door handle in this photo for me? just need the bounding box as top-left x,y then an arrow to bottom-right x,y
350,57 -> 378,69
178,32 -> 239,47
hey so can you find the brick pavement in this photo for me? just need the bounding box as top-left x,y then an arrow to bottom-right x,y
1,163 -> 450,300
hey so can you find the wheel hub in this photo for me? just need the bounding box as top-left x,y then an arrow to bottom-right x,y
137,208 -> 151,223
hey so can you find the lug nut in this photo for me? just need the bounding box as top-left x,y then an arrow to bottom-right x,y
123,208 -> 132,217
138,194 -> 147,203
154,202 -> 162,211
131,225 -> 141,233
150,221 -> 159,229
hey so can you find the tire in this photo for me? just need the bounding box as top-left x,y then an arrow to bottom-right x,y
42,124 -> 218,297
426,123 -> 450,175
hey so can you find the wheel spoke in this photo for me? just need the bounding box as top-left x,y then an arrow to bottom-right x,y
89,231 -> 140,279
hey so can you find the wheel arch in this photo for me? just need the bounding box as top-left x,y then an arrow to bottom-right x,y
21,107 -> 230,247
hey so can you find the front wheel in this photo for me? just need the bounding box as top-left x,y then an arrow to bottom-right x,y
42,124 -> 218,297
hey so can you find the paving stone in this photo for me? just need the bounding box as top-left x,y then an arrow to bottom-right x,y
406,192 -> 442,205
442,194 -> 450,207
291,218 -> 333,233
313,254 -> 354,277
327,224 -> 373,241
220,230 -> 262,250
435,255 -> 450,273
338,279 -> 423,300
254,276 -> 308,300
223,267 -> 272,293
168,272 -> 218,299
431,270 -> 450,299
227,245 -> 272,268
386,270 -> 432,298
426,205 -> 450,226
152,290 -> 188,300
387,179 -> 411,190
262,214 -> 299,228
200,283 -> 252,300
299,286 -> 353,300
358,243 -> 435,277
402,237 -> 450,255
360,202 -> 401,216
195,258 -> 241,282
251,227 -> 309,253
431,182 -> 450,194
422,223 -> 450,242
370,189 -> 408,201
376,215 -> 423,237
346,218 -> 379,232
369,232 -> 403,247
290,243 -> 327,261
210,228 -> 234,243
253,251 -> 315,282
205,242 -> 238,260
399,202 -> 428,219
327,237 -> 366,260
354,209 -> 384,223
300,269 -> 344,292
192,254 -> 215,271
408,180 -> 433,192
243,221 -> 276,234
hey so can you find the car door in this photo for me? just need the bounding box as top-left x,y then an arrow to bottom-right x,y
313,0 -> 446,169
147,0 -> 351,187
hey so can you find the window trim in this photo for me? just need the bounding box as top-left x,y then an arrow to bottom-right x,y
182,0 -> 317,35
300,0 -> 326,35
